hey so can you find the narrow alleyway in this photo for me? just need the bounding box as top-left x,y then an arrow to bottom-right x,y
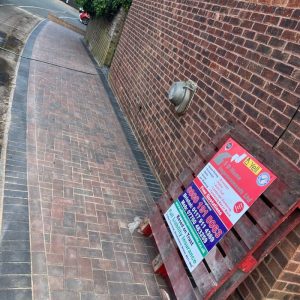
1,21 -> 166,299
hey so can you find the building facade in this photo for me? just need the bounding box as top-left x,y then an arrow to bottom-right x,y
109,0 -> 300,298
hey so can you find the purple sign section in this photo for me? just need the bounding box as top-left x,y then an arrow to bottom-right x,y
178,182 -> 228,252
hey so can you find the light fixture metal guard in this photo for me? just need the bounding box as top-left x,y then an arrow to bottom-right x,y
168,80 -> 197,115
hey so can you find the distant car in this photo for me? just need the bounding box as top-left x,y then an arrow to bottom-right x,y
79,8 -> 90,25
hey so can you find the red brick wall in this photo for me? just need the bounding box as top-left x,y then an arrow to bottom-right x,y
229,225 -> 300,299
109,0 -> 300,189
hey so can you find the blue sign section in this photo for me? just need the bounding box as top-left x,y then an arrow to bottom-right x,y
178,182 -> 228,252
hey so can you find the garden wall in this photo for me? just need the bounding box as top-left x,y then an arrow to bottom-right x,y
85,9 -> 126,66
109,0 -> 300,189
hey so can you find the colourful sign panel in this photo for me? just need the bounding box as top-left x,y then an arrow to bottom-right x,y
164,138 -> 277,272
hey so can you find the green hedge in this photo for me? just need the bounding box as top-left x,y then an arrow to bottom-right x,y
76,0 -> 131,18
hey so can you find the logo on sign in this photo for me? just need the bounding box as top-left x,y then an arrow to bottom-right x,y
231,153 -> 247,163
225,142 -> 233,150
256,172 -> 270,187
233,201 -> 244,213
243,157 -> 262,175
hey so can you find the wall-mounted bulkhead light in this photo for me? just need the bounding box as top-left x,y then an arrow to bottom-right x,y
168,80 -> 197,115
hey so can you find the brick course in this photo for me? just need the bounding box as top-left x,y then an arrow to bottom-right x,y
109,0 -> 300,189
229,225 -> 300,299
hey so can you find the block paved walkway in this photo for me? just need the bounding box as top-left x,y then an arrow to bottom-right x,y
1,21 -> 168,299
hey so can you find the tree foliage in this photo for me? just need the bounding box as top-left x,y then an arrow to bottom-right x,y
76,0 -> 131,18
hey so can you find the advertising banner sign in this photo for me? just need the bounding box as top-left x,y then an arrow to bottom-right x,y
164,138 -> 277,272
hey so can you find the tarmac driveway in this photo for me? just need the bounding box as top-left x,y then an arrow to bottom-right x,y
0,0 -> 85,29
0,0 -> 77,18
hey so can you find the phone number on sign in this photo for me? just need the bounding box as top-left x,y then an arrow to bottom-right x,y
179,185 -> 223,246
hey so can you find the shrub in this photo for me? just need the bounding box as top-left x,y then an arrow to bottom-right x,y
76,0 -> 131,18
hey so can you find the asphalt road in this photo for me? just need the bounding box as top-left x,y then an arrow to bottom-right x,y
0,0 -> 84,29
